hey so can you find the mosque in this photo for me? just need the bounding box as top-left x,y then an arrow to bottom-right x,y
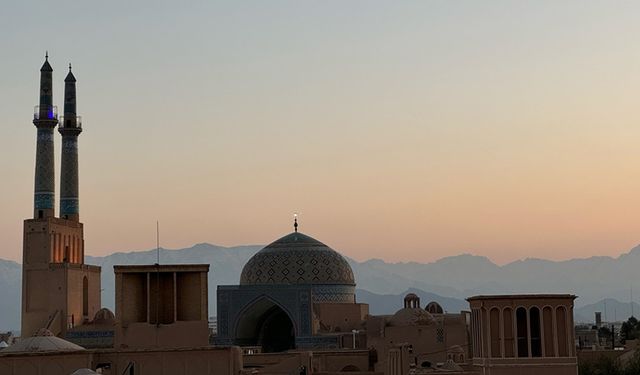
0,56 -> 580,375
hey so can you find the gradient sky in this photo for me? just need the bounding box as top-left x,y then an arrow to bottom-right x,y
2,1 -> 640,264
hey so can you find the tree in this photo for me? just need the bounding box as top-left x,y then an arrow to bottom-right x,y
579,355 -> 621,375
579,349 -> 640,375
599,326 -> 612,338
620,317 -> 639,343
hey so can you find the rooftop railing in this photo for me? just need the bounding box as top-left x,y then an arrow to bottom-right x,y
33,105 -> 58,120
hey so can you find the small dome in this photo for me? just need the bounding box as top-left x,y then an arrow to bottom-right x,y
93,308 -> 115,324
71,370 -> 99,375
240,232 -> 355,286
2,334 -> 85,353
426,301 -> 444,314
404,293 -> 421,308
389,308 -> 435,327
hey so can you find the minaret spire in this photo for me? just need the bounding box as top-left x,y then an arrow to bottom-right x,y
59,63 -> 82,221
32,53 -> 58,219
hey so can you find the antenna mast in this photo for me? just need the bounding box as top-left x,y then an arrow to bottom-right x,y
156,221 -> 160,265
155,220 -> 160,327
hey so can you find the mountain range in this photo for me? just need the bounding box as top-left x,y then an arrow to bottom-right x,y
2,241 -> 640,331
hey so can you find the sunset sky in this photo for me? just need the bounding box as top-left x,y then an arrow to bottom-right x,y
2,1 -> 640,264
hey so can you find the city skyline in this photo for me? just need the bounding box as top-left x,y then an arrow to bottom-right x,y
2,1 -> 640,264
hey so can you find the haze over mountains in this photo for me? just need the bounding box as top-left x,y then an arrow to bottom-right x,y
2,241 -> 640,331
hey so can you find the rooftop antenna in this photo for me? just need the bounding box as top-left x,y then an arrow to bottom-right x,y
294,213 -> 298,233
156,221 -> 160,265
155,220 -> 160,328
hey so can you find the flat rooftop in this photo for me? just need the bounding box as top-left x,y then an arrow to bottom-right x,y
467,294 -> 577,301
113,264 -> 209,273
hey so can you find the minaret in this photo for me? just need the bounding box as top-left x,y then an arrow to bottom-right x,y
59,64 -> 82,221
32,52 -> 58,219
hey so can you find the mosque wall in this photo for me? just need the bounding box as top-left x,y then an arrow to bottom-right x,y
66,265 -> 102,327
313,302 -> 369,334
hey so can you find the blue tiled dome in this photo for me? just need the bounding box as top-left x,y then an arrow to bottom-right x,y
240,232 -> 355,286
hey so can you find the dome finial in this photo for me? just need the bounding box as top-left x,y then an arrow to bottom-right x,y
293,213 -> 298,232
68,63 -> 72,72
45,51 -> 48,60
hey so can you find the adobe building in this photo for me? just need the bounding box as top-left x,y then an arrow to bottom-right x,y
468,294 -> 578,375
114,264 -> 210,349
216,224 -> 369,351
365,293 -> 472,372
21,55 -> 101,338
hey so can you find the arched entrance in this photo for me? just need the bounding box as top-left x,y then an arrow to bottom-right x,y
235,297 -> 296,353
258,306 -> 295,352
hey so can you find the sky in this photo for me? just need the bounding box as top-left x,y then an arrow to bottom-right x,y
1,1 -> 640,264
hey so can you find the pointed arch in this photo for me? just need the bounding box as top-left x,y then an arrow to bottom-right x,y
82,276 -> 89,317
234,295 -> 297,352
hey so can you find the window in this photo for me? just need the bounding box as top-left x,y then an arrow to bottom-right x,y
556,306 -> 568,356
543,306 -> 554,356
490,308 -> 501,357
82,276 -> 89,317
503,308 -> 515,357
516,307 -> 528,357
530,307 -> 542,357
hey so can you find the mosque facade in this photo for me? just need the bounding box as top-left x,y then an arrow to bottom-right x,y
216,230 -> 369,351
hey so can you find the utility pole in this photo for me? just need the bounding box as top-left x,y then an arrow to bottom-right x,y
611,324 -> 615,350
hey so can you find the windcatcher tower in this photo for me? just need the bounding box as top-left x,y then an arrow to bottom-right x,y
22,55 -> 101,339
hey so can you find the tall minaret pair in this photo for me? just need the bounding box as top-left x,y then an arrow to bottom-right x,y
23,54 -> 100,338
32,54 -> 82,221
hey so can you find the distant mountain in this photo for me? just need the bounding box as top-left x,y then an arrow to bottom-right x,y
574,298 -> 640,324
3,242 -> 640,332
0,259 -> 21,332
348,246 -> 640,308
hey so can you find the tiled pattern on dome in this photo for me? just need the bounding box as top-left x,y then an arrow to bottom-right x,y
311,285 -> 355,303
240,233 -> 355,285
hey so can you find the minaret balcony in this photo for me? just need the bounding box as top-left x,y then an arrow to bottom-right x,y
33,105 -> 58,120
59,116 -> 83,129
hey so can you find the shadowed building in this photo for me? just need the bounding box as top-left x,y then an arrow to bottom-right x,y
114,264 -> 210,349
21,55 -> 101,338
365,293 -> 472,372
